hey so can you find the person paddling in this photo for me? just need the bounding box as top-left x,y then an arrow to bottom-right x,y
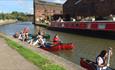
53,34 -> 61,45
52,34 -> 62,50
96,48 -> 112,70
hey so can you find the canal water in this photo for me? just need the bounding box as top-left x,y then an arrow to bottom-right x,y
0,22 -> 115,68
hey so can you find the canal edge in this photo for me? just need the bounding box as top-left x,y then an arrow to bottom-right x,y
0,32 -> 86,70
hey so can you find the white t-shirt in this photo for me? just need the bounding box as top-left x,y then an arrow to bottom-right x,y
96,57 -> 107,70
33,38 -> 45,47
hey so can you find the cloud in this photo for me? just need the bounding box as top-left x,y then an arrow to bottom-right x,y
29,8 -> 33,14
53,0 -> 64,3
43,0 -> 66,4
17,0 -> 33,8
16,0 -> 33,14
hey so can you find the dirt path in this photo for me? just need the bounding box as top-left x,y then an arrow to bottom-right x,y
0,38 -> 40,70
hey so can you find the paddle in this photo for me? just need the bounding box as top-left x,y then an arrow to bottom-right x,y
107,47 -> 112,67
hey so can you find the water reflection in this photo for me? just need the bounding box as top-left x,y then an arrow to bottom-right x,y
0,22 -> 34,35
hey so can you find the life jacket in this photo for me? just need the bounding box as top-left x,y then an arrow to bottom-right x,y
23,27 -> 29,33
53,37 -> 60,44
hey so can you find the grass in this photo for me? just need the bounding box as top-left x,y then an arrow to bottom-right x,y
5,38 -> 65,70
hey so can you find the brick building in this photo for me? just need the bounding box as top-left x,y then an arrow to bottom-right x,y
63,0 -> 115,19
34,0 -> 62,22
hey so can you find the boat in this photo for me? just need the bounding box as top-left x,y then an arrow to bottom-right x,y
41,43 -> 74,51
47,21 -> 115,39
49,21 -> 115,32
80,58 -> 96,70
80,58 -> 115,70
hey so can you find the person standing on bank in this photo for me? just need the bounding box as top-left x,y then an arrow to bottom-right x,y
96,48 -> 112,70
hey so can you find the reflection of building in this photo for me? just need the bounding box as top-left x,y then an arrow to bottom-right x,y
63,0 -> 115,19
34,0 -> 62,23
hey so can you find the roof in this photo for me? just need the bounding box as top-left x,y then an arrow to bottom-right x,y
36,0 -> 62,7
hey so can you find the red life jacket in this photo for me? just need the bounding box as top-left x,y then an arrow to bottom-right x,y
23,27 -> 29,33
53,37 -> 60,44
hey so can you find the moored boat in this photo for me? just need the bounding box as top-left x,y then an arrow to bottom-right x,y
41,43 -> 74,51
80,58 -> 115,70
49,21 -> 115,32
47,21 -> 115,39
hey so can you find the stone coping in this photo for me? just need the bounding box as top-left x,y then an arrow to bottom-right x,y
0,19 -> 17,25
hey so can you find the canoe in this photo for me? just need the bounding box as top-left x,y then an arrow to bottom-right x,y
41,43 -> 74,51
80,58 -> 115,70
80,58 -> 96,70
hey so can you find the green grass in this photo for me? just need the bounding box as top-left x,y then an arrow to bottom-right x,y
5,38 -> 65,70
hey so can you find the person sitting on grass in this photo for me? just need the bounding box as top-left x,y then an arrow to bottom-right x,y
18,31 -> 25,42
13,32 -> 19,38
32,35 -> 45,47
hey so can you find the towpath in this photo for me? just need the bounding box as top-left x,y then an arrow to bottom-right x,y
0,38 -> 39,70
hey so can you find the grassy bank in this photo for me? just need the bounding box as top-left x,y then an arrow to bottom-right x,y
4,37 -> 65,70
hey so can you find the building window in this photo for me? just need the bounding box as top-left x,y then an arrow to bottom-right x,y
98,24 -> 106,29
44,10 -> 47,13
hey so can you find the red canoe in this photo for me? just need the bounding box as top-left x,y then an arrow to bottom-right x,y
80,58 -> 96,70
80,58 -> 114,70
41,43 -> 74,51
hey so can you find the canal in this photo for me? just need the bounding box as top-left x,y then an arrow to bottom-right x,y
0,22 -> 115,68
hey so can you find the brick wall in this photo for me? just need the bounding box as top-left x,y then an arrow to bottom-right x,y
63,0 -> 115,18
35,0 -> 62,22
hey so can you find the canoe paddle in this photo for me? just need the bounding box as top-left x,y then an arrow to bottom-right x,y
107,47 -> 112,67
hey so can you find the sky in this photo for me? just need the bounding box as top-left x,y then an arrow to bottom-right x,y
0,0 -> 66,14
43,0 -> 66,4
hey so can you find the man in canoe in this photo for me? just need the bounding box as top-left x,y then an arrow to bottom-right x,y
96,48 -> 112,70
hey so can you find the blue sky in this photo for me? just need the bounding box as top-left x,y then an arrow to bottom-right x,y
0,0 -> 66,14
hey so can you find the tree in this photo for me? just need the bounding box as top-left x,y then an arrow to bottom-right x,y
0,11 -> 28,21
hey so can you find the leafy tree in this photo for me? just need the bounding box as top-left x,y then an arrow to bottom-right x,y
0,11 -> 28,21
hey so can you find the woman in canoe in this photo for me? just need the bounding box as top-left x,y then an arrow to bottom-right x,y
53,34 -> 61,45
52,34 -> 62,50
96,48 -> 112,70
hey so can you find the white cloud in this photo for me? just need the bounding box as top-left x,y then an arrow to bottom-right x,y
17,0 -> 32,8
29,8 -> 33,14
53,0 -> 66,3
43,0 -> 66,4
16,0 -> 33,14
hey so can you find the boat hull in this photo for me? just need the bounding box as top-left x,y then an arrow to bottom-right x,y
80,58 -> 114,70
41,43 -> 74,51
47,21 -> 115,39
